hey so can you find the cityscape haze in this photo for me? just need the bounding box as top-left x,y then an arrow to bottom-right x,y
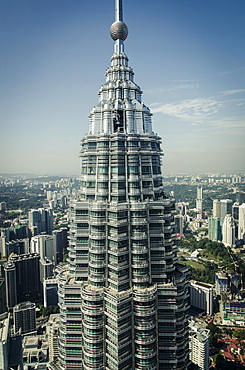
0,0 -> 245,175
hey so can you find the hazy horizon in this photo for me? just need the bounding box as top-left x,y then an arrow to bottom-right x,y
1,0 -> 245,175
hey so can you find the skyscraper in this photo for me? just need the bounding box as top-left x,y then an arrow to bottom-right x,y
222,214 -> 236,247
56,1 -> 190,369
5,253 -> 41,305
208,216 -> 221,242
238,203 -> 245,243
29,208 -> 53,235
220,199 -> 233,226
196,186 -> 203,220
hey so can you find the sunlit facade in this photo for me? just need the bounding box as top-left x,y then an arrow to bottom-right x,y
56,1 -> 190,369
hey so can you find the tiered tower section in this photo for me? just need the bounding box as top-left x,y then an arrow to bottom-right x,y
57,1 -> 190,369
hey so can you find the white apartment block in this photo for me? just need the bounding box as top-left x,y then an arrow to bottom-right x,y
189,280 -> 213,315
189,323 -> 210,370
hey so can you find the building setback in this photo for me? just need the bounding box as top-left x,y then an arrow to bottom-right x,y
55,1 -> 190,369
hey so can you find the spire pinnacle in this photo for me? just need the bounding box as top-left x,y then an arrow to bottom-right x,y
115,0 -> 123,22
110,0 -> 128,42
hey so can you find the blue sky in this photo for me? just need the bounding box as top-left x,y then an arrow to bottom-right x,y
0,0 -> 244,175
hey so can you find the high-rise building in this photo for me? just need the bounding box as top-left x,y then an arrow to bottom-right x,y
0,202 -> 7,212
208,216 -> 221,241
174,214 -> 184,234
213,199 -> 221,218
4,261 -> 17,310
189,323 -> 210,370
5,253 -> 41,304
0,277 -> 7,314
220,199 -> 233,226
43,277 -> 58,307
232,202 -> 240,239
238,203 -> 245,242
236,191 -> 244,205
56,1 -> 190,369
0,313 -> 10,370
31,234 -> 56,263
196,186 -> 203,220
13,301 -> 36,335
40,257 -> 54,285
222,214 -> 236,247
53,228 -> 68,263
189,280 -> 213,315
29,208 -> 53,235
3,238 -> 29,259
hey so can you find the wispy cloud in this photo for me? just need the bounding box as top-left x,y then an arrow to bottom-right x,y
210,116 -> 245,131
150,88 -> 245,127
219,89 -> 245,96
217,66 -> 245,76
150,98 -> 223,122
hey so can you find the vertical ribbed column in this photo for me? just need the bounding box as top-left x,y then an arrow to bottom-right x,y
81,286 -> 104,370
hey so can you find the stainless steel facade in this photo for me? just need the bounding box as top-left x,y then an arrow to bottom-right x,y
57,1 -> 190,369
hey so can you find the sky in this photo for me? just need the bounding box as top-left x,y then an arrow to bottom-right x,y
0,0 -> 245,175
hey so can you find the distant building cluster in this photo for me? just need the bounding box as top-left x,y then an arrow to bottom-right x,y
208,194 -> 245,247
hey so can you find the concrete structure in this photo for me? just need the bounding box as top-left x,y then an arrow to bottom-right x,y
0,278 -> 7,314
232,202 -> 240,238
13,301 -> 36,335
22,335 -> 48,365
40,257 -> 54,285
215,271 -> 239,296
31,235 -> 56,263
1,225 -> 28,242
208,216 -> 221,241
4,260 -> 17,309
221,301 -> 245,326
196,186 -> 203,220
47,314 -> 59,362
189,280 -> 214,315
53,228 -> 68,263
220,199 -> 233,226
3,238 -> 29,259
6,253 -> 41,305
29,208 -> 53,235
213,199 -> 221,218
0,202 -> 7,211
174,214 -> 184,234
189,322 -> 209,370
56,1 -> 190,369
43,278 -> 58,307
238,203 -> 245,242
0,313 -> 10,370
222,214 -> 236,247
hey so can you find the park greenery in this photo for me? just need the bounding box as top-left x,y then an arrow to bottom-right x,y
0,184 -> 45,213
37,304 -> 59,317
177,234 -> 237,284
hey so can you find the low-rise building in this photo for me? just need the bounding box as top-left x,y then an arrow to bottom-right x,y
221,300 -> 245,326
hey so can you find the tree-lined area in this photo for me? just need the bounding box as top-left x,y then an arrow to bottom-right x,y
177,235 -> 237,285
0,184 -> 45,213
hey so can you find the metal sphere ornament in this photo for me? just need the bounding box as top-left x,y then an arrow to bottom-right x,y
110,21 -> 128,41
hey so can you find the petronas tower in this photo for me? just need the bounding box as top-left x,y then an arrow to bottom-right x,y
56,1 -> 190,369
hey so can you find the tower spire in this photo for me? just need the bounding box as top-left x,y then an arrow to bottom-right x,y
115,0 -> 123,22
110,0 -> 128,47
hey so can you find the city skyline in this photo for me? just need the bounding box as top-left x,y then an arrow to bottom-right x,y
1,0 -> 245,175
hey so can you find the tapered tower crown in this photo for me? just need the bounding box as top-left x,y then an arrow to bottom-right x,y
57,1 -> 191,369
